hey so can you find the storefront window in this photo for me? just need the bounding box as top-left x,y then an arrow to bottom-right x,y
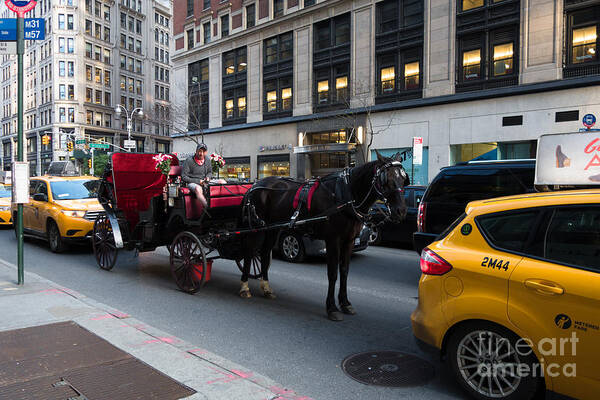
380,66 -> 395,93
404,62 -> 419,89
572,26 -> 597,64
219,157 -> 251,181
462,49 -> 481,80
493,43 -> 514,76
258,155 -> 290,179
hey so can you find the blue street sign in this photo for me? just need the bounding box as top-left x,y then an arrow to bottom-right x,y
24,18 -> 44,40
583,113 -> 596,129
0,18 -> 44,40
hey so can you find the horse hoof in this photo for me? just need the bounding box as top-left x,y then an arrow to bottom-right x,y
341,305 -> 356,315
263,291 -> 276,300
327,311 -> 344,321
239,290 -> 252,299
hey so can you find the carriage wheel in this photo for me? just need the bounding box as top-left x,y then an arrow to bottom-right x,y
235,253 -> 262,280
170,231 -> 207,294
93,214 -> 118,271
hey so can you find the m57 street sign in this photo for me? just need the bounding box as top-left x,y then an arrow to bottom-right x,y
0,18 -> 44,40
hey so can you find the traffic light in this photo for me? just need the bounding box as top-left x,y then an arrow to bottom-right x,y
88,159 -> 92,169
41,135 -> 50,145
67,142 -> 73,152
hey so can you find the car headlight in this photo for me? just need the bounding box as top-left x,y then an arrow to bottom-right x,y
0,206 -> 9,211
61,210 -> 86,218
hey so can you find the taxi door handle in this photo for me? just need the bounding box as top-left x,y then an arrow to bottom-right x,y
524,279 -> 564,295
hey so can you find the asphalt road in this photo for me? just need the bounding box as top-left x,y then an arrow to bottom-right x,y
0,228 -> 465,400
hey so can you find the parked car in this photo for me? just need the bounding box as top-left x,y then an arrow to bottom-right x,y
411,189 -> 600,400
367,185 -> 426,246
413,159 -> 535,253
275,224 -> 371,263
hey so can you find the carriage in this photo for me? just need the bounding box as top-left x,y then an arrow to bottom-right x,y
92,152 -> 265,293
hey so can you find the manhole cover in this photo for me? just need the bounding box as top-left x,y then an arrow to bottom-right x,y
341,351 -> 435,387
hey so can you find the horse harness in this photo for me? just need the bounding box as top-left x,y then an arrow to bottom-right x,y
244,161 -> 406,228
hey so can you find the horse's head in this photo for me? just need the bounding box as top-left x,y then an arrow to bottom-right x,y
374,150 -> 410,222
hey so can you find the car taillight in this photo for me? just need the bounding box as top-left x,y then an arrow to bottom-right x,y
417,202 -> 426,232
420,248 -> 452,275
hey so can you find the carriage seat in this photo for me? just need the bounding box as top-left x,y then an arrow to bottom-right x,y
168,165 -> 250,208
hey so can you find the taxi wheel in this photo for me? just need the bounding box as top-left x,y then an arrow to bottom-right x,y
447,322 -> 543,400
47,220 -> 66,253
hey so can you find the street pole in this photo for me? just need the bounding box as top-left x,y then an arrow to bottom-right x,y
16,15 -> 24,285
91,148 -> 94,176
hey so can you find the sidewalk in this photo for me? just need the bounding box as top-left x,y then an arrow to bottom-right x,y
0,257 -> 313,400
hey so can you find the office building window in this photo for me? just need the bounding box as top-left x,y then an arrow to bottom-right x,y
188,59 -> 209,130
187,29 -> 194,49
456,0 -> 519,92
203,22 -> 211,43
375,0 -> 424,103
246,4 -> 255,28
564,4 -> 600,78
274,0 -> 284,18
313,14 -> 351,111
187,0 -> 194,16
221,15 -> 229,37
222,47 -> 247,125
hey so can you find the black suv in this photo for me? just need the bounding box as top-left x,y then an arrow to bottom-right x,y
413,160 -> 536,253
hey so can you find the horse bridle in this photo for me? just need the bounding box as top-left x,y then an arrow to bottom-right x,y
346,161 -> 407,222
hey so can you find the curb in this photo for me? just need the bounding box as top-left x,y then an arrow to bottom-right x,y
0,257 -> 313,400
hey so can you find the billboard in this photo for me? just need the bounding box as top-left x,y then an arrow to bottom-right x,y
535,132 -> 600,186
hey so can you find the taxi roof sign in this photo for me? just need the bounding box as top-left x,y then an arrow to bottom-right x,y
535,132 -> 600,186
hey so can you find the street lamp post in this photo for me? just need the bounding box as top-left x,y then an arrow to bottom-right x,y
115,104 -> 143,151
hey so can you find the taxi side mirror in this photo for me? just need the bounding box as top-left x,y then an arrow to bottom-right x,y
33,193 -> 48,202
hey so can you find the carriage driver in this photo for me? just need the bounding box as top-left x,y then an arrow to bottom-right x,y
182,143 -> 212,207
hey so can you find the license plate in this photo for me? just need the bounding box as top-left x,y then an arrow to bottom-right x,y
354,238 -> 360,246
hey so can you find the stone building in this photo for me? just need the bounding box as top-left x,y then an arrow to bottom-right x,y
0,0 -> 174,175
171,0 -> 600,184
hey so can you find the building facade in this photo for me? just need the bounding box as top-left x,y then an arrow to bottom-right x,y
171,0 -> 600,184
0,0 -> 174,175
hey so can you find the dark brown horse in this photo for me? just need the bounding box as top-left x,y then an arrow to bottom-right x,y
239,151 -> 410,321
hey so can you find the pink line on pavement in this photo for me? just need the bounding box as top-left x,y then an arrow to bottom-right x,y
188,348 -> 208,355
39,288 -> 63,294
91,314 -> 115,320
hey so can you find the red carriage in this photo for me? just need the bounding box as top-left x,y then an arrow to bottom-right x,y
92,152 -> 263,293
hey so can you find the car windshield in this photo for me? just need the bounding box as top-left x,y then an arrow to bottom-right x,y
0,184 -> 10,197
50,180 -> 99,200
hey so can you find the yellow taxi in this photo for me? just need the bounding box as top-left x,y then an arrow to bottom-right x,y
411,189 -> 600,400
0,183 -> 11,225
12,175 -> 103,252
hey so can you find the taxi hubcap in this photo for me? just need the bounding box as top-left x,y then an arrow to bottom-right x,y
456,330 -> 521,398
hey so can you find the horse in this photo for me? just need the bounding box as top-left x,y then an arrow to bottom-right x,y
238,151 -> 410,321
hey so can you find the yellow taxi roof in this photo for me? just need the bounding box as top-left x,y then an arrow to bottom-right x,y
34,175 -> 98,182
466,189 -> 600,216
